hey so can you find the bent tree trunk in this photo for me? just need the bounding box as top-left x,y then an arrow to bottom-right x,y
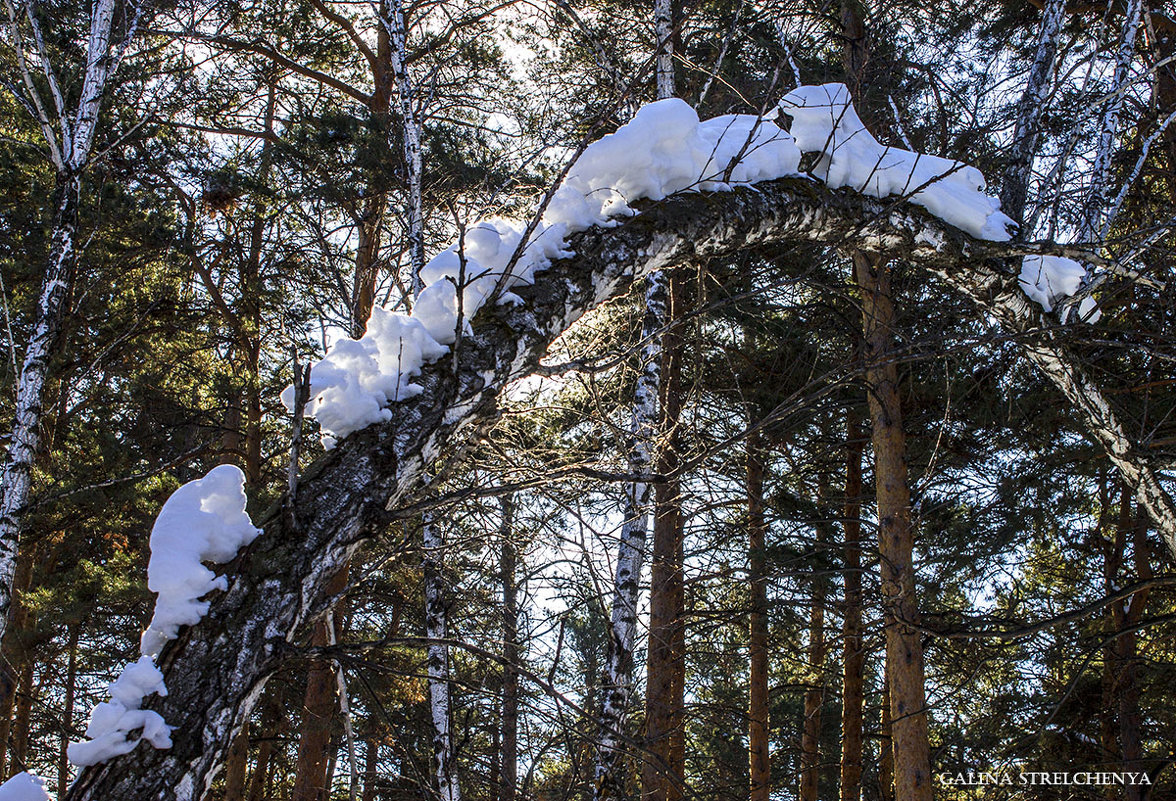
64,177 -> 1176,800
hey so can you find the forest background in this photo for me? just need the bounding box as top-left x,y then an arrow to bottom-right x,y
1,0 -> 1175,799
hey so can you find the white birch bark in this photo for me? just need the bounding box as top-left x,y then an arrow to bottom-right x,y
382,7 -> 457,797
1000,0 -> 1067,225
0,0 -> 142,643
592,20 -> 676,798
593,272 -> 665,801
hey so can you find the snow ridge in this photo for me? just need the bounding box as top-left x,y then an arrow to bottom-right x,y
0,773 -> 51,801
289,87 -> 1023,445
68,465 -> 259,768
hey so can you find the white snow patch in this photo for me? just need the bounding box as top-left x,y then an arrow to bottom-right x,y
779,83 -> 1016,241
1019,255 -> 1101,321
286,99 -> 801,443
69,465 -> 259,767
0,773 -> 51,801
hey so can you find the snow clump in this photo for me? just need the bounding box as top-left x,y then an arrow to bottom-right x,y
1019,255 -> 1101,321
0,773 -> 51,801
284,99 -> 802,444
778,83 -> 1017,241
68,465 -> 260,768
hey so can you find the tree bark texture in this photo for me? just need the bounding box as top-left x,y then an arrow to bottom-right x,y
839,409 -> 867,801
643,271 -> 686,801
499,495 -> 519,801
63,174 -> 1176,800
854,252 -> 932,801
799,482 -> 832,801
746,421 -> 770,801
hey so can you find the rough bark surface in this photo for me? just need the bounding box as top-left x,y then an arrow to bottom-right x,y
839,410 -> 867,801
63,176 -> 1176,800
855,253 -> 932,801
746,421 -> 769,801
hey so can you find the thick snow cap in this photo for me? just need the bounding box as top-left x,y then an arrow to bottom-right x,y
0,773 -> 51,801
778,83 -> 1017,241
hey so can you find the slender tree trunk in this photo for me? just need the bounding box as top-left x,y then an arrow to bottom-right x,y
247,702 -> 279,801
746,419 -> 770,801
424,518 -> 459,801
292,565 -> 350,801
593,268 -> 669,801
643,272 -> 685,801
0,542 -> 35,779
500,495 -> 519,801
222,726 -> 250,801
363,739 -> 379,801
12,660 -> 33,772
854,252 -> 932,801
840,409 -> 867,801
1000,0 -> 1067,225
0,173 -> 80,641
878,672 -> 894,801
799,482 -> 832,801
58,623 -> 79,795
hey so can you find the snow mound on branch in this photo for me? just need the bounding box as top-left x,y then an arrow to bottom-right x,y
285,99 -> 801,444
0,773 -> 51,801
69,465 -> 259,768
779,83 -> 1017,241
1019,255 -> 1101,321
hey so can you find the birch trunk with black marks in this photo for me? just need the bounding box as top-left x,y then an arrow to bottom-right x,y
854,252 -> 932,801
594,270 -> 666,801
423,519 -> 459,801
0,0 -> 141,644
999,0 -> 1067,225
61,173 -> 1176,799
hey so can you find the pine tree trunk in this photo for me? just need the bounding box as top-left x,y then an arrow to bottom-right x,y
854,252 -> 932,801
499,495 -> 519,801
0,173 -> 81,641
879,673 -> 894,801
362,739 -> 378,801
58,623 -> 79,795
839,409 -> 867,801
799,484 -> 832,801
643,272 -> 685,801
222,725 -> 250,801
12,660 -> 33,772
292,565 -> 350,801
746,420 -> 770,801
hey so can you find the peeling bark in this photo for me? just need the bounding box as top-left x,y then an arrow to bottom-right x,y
63,175 -> 1176,799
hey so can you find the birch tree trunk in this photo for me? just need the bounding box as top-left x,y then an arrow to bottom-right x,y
0,0 -> 142,643
1000,0 -> 1067,225
61,174 -> 1176,801
853,252 -> 932,801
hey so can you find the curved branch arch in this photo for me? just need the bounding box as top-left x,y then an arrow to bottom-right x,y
64,176 -> 1175,801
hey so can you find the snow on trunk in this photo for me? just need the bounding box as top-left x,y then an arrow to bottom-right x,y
67,465 -> 259,769
0,772 -> 51,801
